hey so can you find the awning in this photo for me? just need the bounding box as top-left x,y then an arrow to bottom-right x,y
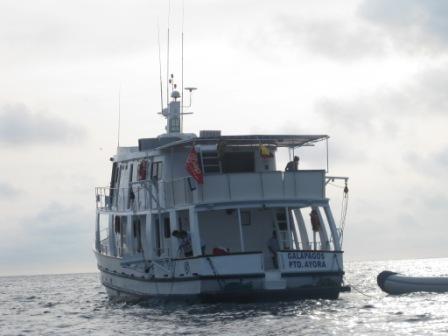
157,134 -> 329,151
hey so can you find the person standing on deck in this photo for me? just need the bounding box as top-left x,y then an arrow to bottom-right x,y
285,156 -> 299,171
267,231 -> 280,268
173,230 -> 193,257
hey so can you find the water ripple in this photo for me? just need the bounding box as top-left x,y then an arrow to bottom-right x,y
2,259 -> 448,335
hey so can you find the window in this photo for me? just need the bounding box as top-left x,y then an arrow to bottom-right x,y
155,217 -> 161,256
164,217 -> 171,238
241,210 -> 251,226
114,216 -> 121,233
128,164 -> 135,209
110,162 -> 118,188
133,219 -> 140,238
222,152 -> 255,173
151,161 -> 163,180
276,211 -> 287,231
133,218 -> 143,253
129,164 -> 134,183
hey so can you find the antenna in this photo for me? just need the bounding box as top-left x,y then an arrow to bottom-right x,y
117,86 -> 121,148
157,20 -> 164,113
181,0 -> 185,132
184,87 -> 197,107
166,0 -> 171,111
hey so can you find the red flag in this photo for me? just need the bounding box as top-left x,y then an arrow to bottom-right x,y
185,147 -> 203,184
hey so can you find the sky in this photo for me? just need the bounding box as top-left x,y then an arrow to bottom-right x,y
1,0 -> 447,276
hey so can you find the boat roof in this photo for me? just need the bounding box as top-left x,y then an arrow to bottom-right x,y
156,134 -> 328,151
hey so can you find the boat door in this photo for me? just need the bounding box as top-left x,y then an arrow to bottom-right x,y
152,213 -> 172,258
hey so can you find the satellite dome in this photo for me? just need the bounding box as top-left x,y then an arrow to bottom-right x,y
171,90 -> 181,99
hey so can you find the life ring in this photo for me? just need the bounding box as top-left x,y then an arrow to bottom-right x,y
310,209 -> 321,232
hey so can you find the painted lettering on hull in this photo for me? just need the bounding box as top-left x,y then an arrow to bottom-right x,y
287,252 -> 325,260
282,251 -> 337,271
288,260 -> 327,269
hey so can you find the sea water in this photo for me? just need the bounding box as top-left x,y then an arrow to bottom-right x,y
1,258 -> 448,336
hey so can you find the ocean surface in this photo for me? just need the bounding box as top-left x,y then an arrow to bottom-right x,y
2,258 -> 448,336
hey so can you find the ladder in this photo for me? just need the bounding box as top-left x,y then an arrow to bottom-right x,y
274,210 -> 291,250
201,150 -> 221,173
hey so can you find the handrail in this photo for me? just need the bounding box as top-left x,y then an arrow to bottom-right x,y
325,175 -> 348,185
95,170 -> 327,212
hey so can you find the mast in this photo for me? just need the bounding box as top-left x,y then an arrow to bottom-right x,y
158,0 -> 195,136
181,0 -> 185,133
166,0 -> 171,116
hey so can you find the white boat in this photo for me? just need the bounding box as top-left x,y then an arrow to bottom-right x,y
93,76 -> 350,302
378,271 -> 448,295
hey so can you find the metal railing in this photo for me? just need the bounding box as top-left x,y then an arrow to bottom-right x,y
95,181 -> 158,212
165,170 -> 326,208
96,170 -> 326,212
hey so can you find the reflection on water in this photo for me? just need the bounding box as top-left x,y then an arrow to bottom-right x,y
1,258 -> 448,335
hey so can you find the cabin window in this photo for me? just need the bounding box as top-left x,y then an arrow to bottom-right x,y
276,211 -> 287,231
155,217 -> 161,256
114,216 -> 121,233
241,210 -> 251,226
110,162 -> 118,188
222,152 -> 255,173
151,161 -> 163,180
138,160 -> 148,180
164,217 -> 171,238
129,164 -> 134,183
133,218 -> 139,238
133,217 -> 143,253
114,216 -> 127,257
128,164 -> 135,209
98,214 -> 110,255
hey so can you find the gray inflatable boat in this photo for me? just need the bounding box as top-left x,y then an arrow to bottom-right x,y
377,271 -> 448,295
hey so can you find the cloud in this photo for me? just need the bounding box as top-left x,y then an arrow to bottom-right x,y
272,1 -> 448,62
0,104 -> 86,146
27,202 -> 90,236
316,64 -> 448,135
0,182 -> 20,200
435,147 -> 448,166
359,0 -> 448,53
313,64 -> 448,169
278,18 -> 387,61
404,146 -> 448,179
0,0 -> 162,65
0,202 -> 93,270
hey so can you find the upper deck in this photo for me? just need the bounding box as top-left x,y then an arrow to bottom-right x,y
96,132 -> 330,213
96,170 -> 326,212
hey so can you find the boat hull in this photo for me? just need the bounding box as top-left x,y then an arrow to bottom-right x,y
96,252 -> 348,302
377,271 -> 448,295
100,269 -> 347,302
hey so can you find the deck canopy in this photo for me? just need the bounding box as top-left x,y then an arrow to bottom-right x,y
156,134 -> 328,151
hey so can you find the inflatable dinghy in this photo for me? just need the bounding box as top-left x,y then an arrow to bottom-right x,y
377,271 -> 448,295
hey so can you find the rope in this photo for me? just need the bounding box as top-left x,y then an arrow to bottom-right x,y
167,259 -> 178,297
328,180 -> 349,247
349,281 -> 374,298
329,181 -> 371,298
339,191 -> 349,246
206,257 -> 225,290
332,253 -> 373,299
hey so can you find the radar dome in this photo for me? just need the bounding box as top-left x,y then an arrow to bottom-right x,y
171,90 -> 181,99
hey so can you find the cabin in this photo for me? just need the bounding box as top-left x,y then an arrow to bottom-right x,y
95,129 -> 341,271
